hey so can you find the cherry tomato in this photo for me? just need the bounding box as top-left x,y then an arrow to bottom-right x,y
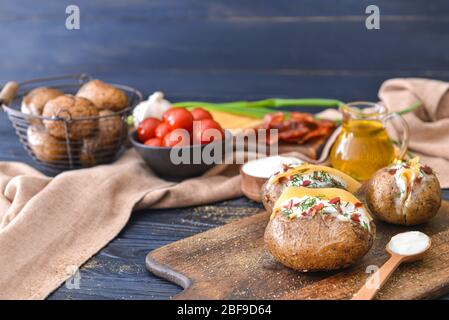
193,119 -> 224,145
137,117 -> 161,143
163,129 -> 191,147
144,138 -> 163,147
154,122 -> 171,139
191,107 -> 212,121
162,108 -> 194,131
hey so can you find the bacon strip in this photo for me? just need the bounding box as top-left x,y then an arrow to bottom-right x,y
259,112 -> 335,145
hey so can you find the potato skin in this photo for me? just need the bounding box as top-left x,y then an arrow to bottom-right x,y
97,110 -> 126,145
21,87 -> 63,116
42,95 -> 99,140
264,213 -> 375,271
366,168 -> 441,225
27,126 -> 68,162
79,110 -> 126,166
261,180 -> 284,212
77,79 -> 128,111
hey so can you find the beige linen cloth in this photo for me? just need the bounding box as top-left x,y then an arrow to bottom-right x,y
0,152 -> 241,299
379,78 -> 449,187
0,77 -> 448,299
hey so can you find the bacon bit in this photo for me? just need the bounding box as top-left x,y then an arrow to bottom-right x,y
421,165 -> 433,175
354,202 -> 363,208
289,175 -> 295,181
283,199 -> 293,210
302,180 -> 311,186
335,205 -> 343,215
279,176 -> 289,184
403,163 -> 410,169
282,163 -> 290,172
388,168 -> 397,175
415,176 -> 423,184
273,171 -> 280,176
351,213 -> 361,223
329,197 -> 341,205
308,203 -> 325,216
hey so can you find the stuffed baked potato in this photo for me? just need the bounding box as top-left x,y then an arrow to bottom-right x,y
366,158 -> 441,225
261,164 -> 361,212
265,186 -> 375,271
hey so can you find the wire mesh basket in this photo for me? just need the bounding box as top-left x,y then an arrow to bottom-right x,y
1,74 -> 143,172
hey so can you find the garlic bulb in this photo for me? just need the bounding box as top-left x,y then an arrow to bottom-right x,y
133,91 -> 171,127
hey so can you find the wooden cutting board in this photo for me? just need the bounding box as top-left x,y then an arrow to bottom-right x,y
146,201 -> 449,300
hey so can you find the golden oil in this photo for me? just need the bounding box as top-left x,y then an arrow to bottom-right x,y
330,119 -> 395,181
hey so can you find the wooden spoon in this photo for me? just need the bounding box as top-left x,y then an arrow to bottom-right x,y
352,235 -> 431,300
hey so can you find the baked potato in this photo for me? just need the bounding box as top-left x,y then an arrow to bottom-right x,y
76,79 -> 128,111
27,126 -> 68,162
365,158 -> 441,225
265,186 -> 375,271
79,136 -> 117,167
79,110 -> 125,166
21,87 -> 64,116
261,164 -> 361,212
42,95 -> 99,140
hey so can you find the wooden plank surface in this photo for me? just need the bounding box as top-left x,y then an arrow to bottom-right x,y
0,0 -> 448,299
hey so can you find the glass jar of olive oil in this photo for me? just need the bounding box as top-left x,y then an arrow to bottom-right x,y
330,102 -> 409,181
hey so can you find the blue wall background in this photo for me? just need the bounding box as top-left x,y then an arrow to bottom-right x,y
1,0 -> 449,102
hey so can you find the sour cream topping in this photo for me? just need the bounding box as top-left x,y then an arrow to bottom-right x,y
388,231 -> 430,256
242,156 -> 303,179
286,171 -> 347,189
278,195 -> 371,230
388,157 -> 434,214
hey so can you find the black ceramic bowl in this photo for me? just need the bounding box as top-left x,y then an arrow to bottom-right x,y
130,130 -> 233,180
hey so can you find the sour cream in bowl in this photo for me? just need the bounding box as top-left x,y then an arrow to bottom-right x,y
240,156 -> 304,202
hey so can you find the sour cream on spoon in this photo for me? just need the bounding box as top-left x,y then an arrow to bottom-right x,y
388,231 -> 431,256
352,231 -> 431,300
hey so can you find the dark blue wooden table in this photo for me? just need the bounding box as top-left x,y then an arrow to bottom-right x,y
1,0 -> 449,299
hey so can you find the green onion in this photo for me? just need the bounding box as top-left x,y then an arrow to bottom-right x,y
397,101 -> 421,115
174,98 -> 343,119
173,98 -> 421,123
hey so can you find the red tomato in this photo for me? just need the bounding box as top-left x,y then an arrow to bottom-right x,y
163,129 -> 191,147
191,107 -> 212,121
162,108 -> 194,131
154,122 -> 171,139
144,138 -> 163,147
193,119 -> 224,145
137,117 -> 162,143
